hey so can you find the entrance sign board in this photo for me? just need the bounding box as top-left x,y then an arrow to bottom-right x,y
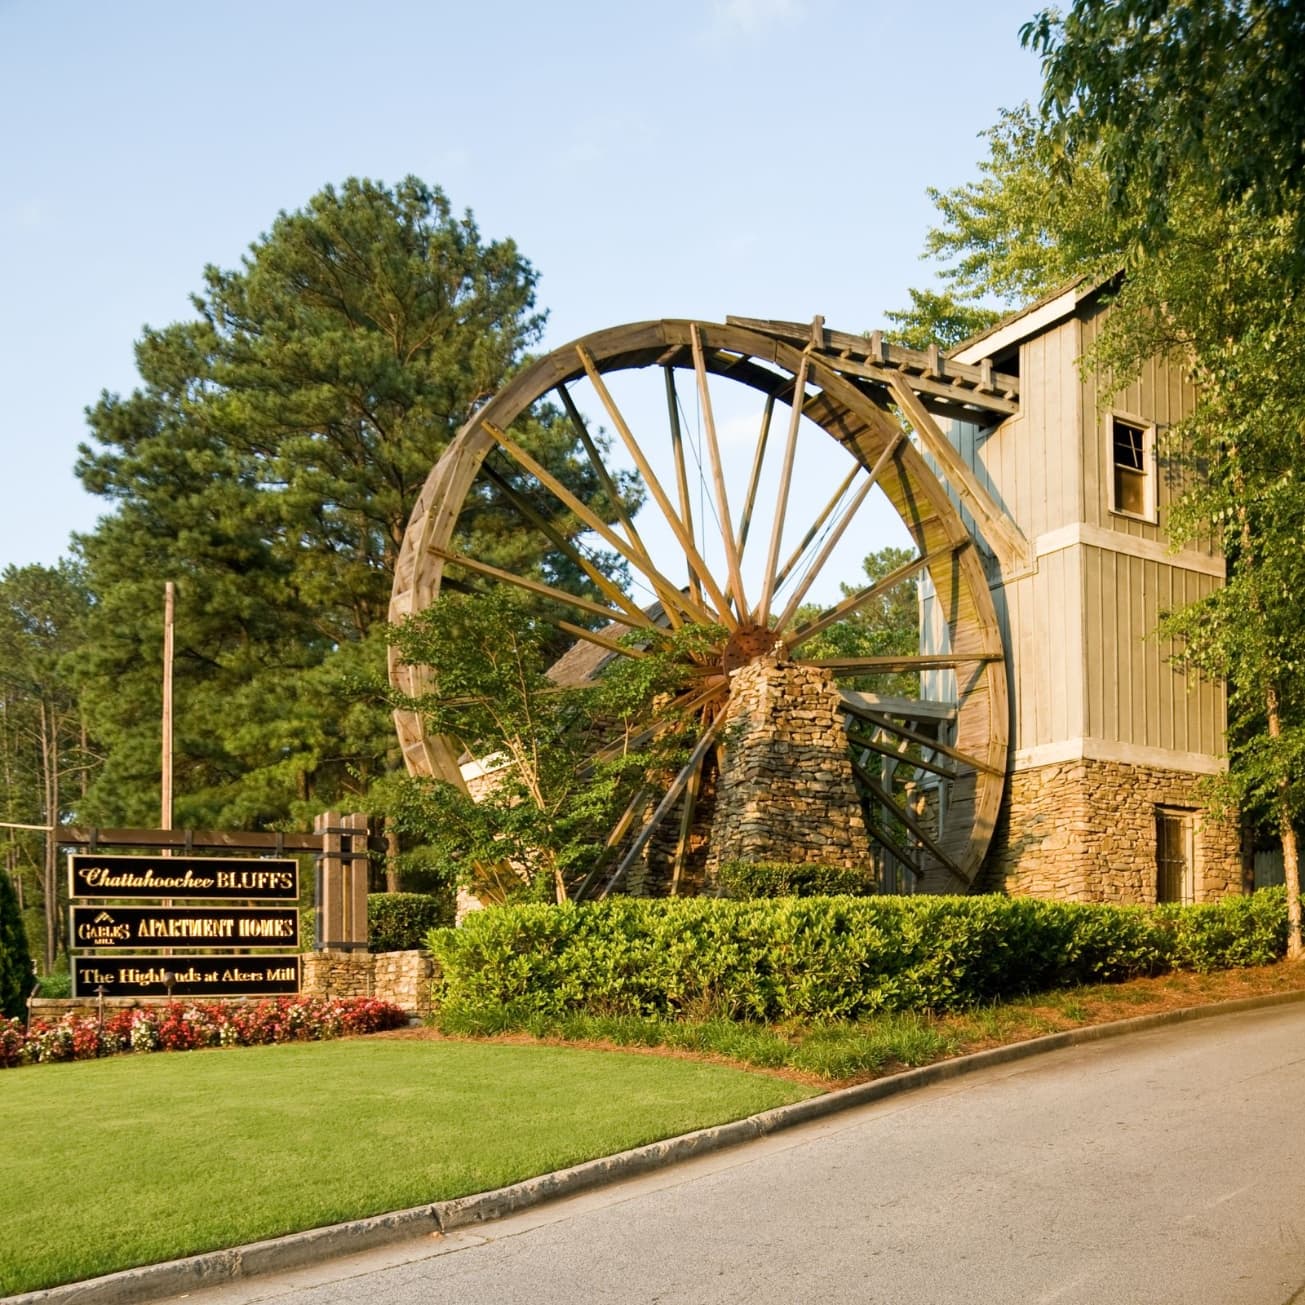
71,905 -> 300,950
73,955 -> 301,998
69,854 -> 299,901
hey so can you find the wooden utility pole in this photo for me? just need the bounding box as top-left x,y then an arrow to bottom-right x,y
161,582 -> 175,941
161,581 -> 175,833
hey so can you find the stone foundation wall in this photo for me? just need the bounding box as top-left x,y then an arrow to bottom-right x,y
705,657 -> 870,876
981,757 -> 1244,902
300,949 -> 433,1016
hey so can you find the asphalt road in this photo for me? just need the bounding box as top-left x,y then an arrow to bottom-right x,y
179,1003 -> 1305,1305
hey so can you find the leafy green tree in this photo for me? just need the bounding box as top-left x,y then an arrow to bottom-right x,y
884,289 -> 1000,353
383,592 -> 692,904
0,866 -> 34,1018
1019,0 -> 1305,952
76,178 -> 631,851
0,562 -> 96,970
1024,0 -> 1305,258
886,102 -> 1119,340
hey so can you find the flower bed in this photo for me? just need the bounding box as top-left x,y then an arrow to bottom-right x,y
1,996 -> 407,1068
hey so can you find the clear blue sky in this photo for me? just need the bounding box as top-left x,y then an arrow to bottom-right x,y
0,0 -> 1045,572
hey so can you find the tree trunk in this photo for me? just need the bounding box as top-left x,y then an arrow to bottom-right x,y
1230,458 -> 1298,953
1266,683 -> 1303,957
39,699 -> 59,973
384,816 -> 401,893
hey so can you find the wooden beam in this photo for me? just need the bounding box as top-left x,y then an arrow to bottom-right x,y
555,384 -> 668,615
838,690 -> 956,723
430,546 -> 652,631
57,827 -> 328,852
771,429 -> 907,634
663,366 -> 703,608
724,314 -> 1021,414
847,705 -> 1005,777
554,619 -> 648,662
570,785 -> 652,902
859,815 -> 924,881
887,375 -> 1030,568
768,462 -> 859,598
737,393 -> 774,559
806,653 -> 1002,674
669,749 -> 706,897
846,725 -> 959,781
478,460 -> 655,630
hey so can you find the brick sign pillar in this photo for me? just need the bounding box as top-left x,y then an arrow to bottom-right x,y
315,811 -> 368,951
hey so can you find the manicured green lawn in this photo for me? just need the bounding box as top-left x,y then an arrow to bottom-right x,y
0,1037 -> 812,1295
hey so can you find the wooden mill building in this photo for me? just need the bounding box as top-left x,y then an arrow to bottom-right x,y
934,281 -> 1239,903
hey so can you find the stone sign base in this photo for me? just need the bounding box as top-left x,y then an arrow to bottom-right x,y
300,949 -> 433,1017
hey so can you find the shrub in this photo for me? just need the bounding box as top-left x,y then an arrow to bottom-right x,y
368,892 -> 452,952
427,890 -> 1292,1024
34,970 -> 72,999
0,871 -> 35,1018
715,860 -> 879,899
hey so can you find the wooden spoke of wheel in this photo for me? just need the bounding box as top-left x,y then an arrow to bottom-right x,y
478,458 -> 662,632
669,749 -> 706,897
555,619 -> 647,661
583,675 -> 727,773
690,323 -> 748,618
859,815 -> 924,881
846,724 -> 959,781
843,701 -> 1003,778
850,756 -> 964,879
599,718 -> 725,899
786,541 -> 967,653
481,420 -> 717,629
736,393 -> 774,559
576,344 -> 737,626
662,367 -> 703,608
765,462 -> 859,606
806,652 -> 1002,675
555,384 -> 658,568
756,355 -> 810,626
570,785 -> 653,902
430,546 -> 660,633
771,430 -> 908,633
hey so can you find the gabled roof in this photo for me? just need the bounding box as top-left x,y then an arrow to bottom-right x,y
949,276 -> 1104,366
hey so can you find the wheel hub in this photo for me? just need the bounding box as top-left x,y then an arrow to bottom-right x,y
722,624 -> 784,673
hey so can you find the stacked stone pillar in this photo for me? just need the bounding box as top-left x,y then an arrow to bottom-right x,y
705,656 -> 870,877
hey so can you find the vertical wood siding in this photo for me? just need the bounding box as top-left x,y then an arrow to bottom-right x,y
939,300 -> 1226,766
1082,546 -> 1224,755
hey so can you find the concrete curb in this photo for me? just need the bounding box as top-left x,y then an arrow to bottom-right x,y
10,986 -> 1305,1305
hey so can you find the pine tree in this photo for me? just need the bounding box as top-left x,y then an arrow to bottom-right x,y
76,177 -> 631,840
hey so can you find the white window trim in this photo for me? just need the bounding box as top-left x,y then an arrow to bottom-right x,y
1106,410 -> 1158,524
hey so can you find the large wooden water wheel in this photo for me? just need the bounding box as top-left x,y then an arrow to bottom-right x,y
389,317 -> 1018,893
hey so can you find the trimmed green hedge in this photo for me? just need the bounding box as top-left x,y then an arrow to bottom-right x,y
715,860 -> 878,899
426,889 -> 1290,1022
368,892 -> 452,953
